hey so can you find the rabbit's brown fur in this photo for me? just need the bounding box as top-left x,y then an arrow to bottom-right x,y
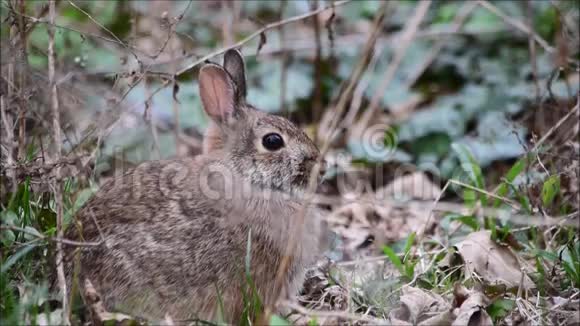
64,50 -> 324,323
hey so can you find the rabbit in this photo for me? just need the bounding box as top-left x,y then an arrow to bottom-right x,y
63,49 -> 326,324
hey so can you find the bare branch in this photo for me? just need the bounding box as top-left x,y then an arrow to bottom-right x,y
1,225 -> 103,247
1,95 -> 16,193
67,0 -> 141,65
176,0 -> 353,76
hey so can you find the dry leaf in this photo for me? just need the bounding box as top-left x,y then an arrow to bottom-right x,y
452,286 -> 493,326
375,171 -> 442,201
454,231 -> 535,290
389,286 -> 451,324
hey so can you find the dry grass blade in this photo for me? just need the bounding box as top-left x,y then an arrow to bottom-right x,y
405,1 -> 478,88
531,98 -> 579,153
0,225 -> 103,247
319,2 -> 390,153
0,95 -> 16,193
477,0 -> 554,54
268,2 -> 389,321
357,0 -> 432,133
282,300 -> 387,324
47,0 -> 69,324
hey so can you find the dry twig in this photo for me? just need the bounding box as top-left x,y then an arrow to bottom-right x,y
0,95 -> 17,193
281,300 -> 387,324
477,0 -> 554,54
0,225 -> 103,247
47,0 -> 69,324
67,0 -> 141,65
176,0 -> 353,75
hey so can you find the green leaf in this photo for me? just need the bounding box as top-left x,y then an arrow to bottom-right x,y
245,229 -> 252,278
1,210 -> 18,225
541,175 -> 560,207
214,282 -> 226,325
561,261 -> 579,287
506,182 -> 532,213
451,215 -> 480,231
463,189 -> 477,208
535,6 -> 557,40
408,133 -> 452,159
435,3 -> 460,23
452,143 -> 485,189
562,244 -> 580,286
487,298 -> 515,320
494,157 -> 527,207
535,249 -> 559,261
465,8 -> 502,32
382,245 -> 404,274
270,314 -> 291,326
403,232 -> 416,257
307,318 -> 319,326
1,229 -> 15,247
1,244 -> 38,274
404,261 -> 417,280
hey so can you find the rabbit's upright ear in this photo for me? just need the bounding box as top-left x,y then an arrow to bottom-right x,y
223,49 -> 247,101
199,64 -> 238,124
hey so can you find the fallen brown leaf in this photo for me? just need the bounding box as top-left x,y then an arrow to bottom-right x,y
452,286 -> 493,326
389,285 -> 451,324
454,231 -> 535,290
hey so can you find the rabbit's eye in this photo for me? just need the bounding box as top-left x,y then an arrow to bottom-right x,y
262,133 -> 285,151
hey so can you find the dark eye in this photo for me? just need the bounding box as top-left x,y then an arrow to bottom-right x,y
262,133 -> 285,151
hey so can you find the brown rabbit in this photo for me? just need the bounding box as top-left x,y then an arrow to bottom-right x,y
64,50 -> 325,323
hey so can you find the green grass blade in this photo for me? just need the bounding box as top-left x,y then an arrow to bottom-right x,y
541,175 -> 560,207
382,245 -> 403,274
452,143 -> 486,206
403,232 -> 416,257
1,244 -> 37,274
245,228 -> 252,278
451,215 -> 480,231
494,158 -> 527,207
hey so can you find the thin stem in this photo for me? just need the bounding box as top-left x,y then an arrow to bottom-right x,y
176,0 -> 353,75
47,0 -> 69,323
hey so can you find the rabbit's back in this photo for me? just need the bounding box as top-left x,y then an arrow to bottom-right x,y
66,157 -> 321,322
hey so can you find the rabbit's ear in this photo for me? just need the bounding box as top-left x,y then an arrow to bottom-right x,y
223,49 -> 247,101
199,64 -> 237,124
